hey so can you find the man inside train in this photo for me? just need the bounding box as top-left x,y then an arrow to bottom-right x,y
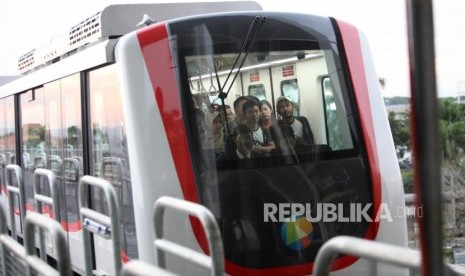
242,99 -> 276,158
227,96 -> 248,136
275,96 -> 314,150
218,124 -> 254,169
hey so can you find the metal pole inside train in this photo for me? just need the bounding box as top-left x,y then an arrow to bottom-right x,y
406,0 -> 443,275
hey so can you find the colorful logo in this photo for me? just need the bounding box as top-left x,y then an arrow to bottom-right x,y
280,217 -> 314,250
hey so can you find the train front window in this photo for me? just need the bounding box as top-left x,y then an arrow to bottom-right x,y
170,14 -> 373,271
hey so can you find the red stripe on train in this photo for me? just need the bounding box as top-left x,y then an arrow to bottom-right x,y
137,23 -> 199,204
136,22 -> 209,256
333,19 -> 382,271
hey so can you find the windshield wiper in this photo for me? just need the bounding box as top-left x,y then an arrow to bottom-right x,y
218,16 -> 266,101
213,16 -> 266,138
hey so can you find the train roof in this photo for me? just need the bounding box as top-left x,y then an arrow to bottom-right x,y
16,2 -> 262,75
0,2 -> 262,97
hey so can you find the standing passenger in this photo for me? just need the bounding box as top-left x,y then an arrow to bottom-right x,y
228,96 -> 248,135
259,100 -> 276,130
242,99 -> 275,157
276,96 -> 314,148
260,99 -> 295,160
218,124 -> 254,169
204,111 -> 225,156
224,105 -> 235,125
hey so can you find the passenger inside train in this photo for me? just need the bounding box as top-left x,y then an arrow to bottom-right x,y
179,26 -> 371,264
241,99 -> 276,158
275,96 -> 315,152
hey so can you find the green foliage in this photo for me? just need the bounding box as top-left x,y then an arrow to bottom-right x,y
438,99 -> 465,160
384,96 -> 410,106
385,98 -> 465,194
386,98 -> 465,162
388,111 -> 410,151
401,169 -> 414,193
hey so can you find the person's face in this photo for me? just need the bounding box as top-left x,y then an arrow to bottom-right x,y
277,100 -> 294,119
212,115 -> 223,134
236,132 -> 253,153
226,107 -> 234,122
261,104 -> 272,121
245,105 -> 261,125
235,99 -> 247,119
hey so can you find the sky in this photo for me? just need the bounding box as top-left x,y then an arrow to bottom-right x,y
0,0 -> 464,98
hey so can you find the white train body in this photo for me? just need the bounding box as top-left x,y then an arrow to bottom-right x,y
0,2 -> 407,275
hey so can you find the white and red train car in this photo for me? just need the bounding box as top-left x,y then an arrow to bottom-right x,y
0,2 -> 408,275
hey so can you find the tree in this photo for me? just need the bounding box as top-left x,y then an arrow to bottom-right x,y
388,111 -> 410,156
438,99 -> 465,161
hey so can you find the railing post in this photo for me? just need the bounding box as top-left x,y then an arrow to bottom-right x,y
24,212 -> 72,276
5,164 -> 26,240
78,175 -> 122,276
33,168 -> 60,261
153,196 -> 224,276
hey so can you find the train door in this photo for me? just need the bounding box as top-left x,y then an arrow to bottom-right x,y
88,64 -> 137,275
0,98 -> 4,211
21,88 -> 46,234
0,96 -> 16,230
242,68 -> 272,101
281,78 -> 299,114
18,75 -> 84,261
44,74 -> 84,271
271,64 -> 300,114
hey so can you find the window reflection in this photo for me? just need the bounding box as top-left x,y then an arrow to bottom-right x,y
174,17 -> 371,268
89,64 -> 137,259
0,98 -> 15,194
19,74 -> 84,227
0,96 -> 17,216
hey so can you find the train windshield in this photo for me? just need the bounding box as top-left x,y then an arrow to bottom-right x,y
170,14 -> 373,271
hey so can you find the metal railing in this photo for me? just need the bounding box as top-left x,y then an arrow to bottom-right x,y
23,212 -> 72,276
153,196 -> 224,276
0,204 -> 71,276
0,202 -> 25,276
33,169 -> 60,261
5,164 -> 26,240
120,260 -> 177,276
313,236 -> 460,276
78,175 -> 122,276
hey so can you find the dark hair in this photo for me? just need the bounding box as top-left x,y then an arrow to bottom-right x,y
260,99 -> 277,123
233,96 -> 248,109
234,124 -> 252,136
260,99 -> 272,110
242,99 -> 260,114
246,95 -> 261,103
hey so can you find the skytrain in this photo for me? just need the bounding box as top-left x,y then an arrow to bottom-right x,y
0,2 -> 409,275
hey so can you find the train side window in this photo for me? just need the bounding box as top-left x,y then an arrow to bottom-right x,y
58,74 -> 83,229
0,98 -> 6,193
44,80 -> 62,175
321,77 -> 354,150
5,97 -> 16,165
280,79 -> 300,116
248,84 -> 266,101
21,88 -> 46,214
89,64 -> 138,259
1,96 -> 17,210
